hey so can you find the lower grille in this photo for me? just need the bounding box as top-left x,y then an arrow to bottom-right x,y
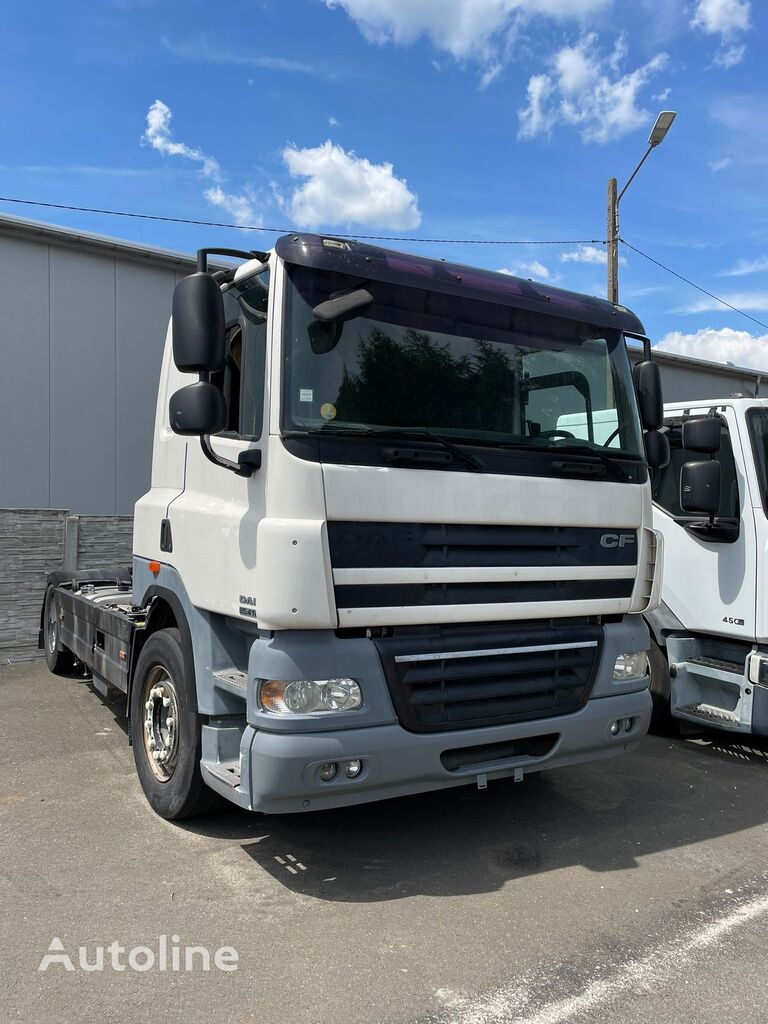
374,621 -> 602,732
441,734 -> 559,772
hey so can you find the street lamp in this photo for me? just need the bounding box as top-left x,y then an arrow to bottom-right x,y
607,111 -> 676,304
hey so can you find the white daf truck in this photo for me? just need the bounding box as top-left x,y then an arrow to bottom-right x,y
646,397 -> 768,735
41,234 -> 666,819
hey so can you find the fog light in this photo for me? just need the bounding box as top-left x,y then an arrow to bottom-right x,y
613,651 -> 648,681
259,678 -> 362,715
624,718 -> 634,733
344,759 -> 362,779
610,719 -> 622,736
318,762 -> 338,782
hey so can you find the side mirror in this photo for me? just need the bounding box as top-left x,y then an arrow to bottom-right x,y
682,416 -> 721,454
680,460 -> 720,516
169,382 -> 226,436
633,361 -> 664,430
172,273 -> 225,373
644,428 -> 670,469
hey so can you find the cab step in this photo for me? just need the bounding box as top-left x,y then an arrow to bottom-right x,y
687,655 -> 743,676
676,702 -> 740,726
204,762 -> 242,788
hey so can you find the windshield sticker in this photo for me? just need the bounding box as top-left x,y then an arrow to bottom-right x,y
299,388 -> 314,403
320,403 -> 337,421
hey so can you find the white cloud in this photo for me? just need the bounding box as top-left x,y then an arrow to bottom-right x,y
714,43 -> 746,66
143,100 -> 258,227
691,0 -> 751,66
559,244 -> 626,266
518,34 -> 668,143
653,87 -> 671,102
143,99 -> 220,180
691,0 -> 750,36
709,155 -> 734,172
282,140 -> 421,229
674,292 -> 768,314
479,62 -> 503,90
499,260 -> 552,280
204,186 -> 260,227
656,326 -> 768,371
162,37 -> 316,74
328,116 -> 340,127
722,255 -> 768,277
324,0 -> 610,61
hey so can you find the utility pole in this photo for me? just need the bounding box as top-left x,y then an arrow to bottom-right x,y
607,177 -> 619,305
606,111 -> 676,304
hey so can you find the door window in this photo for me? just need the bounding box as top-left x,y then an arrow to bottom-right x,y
212,270 -> 269,440
653,417 -> 739,518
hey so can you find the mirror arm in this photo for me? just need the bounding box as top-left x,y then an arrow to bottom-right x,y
199,436 -> 260,477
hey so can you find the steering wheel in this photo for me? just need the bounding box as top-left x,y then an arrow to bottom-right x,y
536,429 -> 575,440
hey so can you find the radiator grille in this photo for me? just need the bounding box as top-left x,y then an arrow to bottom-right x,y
374,621 -> 603,732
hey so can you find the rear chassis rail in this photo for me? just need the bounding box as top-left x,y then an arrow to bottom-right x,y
42,568 -> 146,697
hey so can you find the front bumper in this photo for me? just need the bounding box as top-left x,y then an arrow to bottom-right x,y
244,687 -> 651,814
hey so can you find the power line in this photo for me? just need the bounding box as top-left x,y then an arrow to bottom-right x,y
0,195 -> 602,247
621,238 -> 768,332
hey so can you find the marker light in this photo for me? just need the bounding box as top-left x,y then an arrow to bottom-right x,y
258,678 -> 362,715
613,652 -> 649,681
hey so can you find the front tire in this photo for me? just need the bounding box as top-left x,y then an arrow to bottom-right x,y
130,628 -> 218,820
43,587 -> 75,675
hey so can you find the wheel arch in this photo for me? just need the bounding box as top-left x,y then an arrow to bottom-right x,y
129,587 -> 197,719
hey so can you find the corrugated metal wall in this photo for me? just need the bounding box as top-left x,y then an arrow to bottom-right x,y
0,229 -> 188,514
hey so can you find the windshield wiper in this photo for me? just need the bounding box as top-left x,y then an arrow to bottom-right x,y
539,443 -> 634,482
283,426 -> 485,472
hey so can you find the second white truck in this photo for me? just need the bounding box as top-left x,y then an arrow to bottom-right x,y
41,234 -> 666,818
647,397 -> 768,734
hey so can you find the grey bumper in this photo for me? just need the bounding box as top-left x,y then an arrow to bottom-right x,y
245,687 -> 651,814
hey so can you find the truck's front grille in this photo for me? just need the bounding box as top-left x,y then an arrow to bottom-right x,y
328,522 -> 638,569
328,522 -> 637,619
373,620 -> 603,732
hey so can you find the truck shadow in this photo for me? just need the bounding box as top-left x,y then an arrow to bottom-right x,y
182,731 -> 768,903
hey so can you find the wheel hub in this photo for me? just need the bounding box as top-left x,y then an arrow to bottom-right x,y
47,605 -> 57,654
141,668 -> 179,782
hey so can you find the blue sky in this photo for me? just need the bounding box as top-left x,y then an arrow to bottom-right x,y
2,0 -> 766,365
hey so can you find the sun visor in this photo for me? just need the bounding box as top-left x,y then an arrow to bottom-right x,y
274,233 -> 646,336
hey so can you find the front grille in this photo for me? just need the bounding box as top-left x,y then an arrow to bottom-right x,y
329,522 -> 637,616
328,522 -> 638,569
336,579 -> 632,608
374,620 -> 603,732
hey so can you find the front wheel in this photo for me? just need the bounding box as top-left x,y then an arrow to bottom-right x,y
130,628 -> 218,820
43,587 -> 75,675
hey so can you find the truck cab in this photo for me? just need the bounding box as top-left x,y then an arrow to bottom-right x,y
648,397 -> 768,734
44,234 -> 666,818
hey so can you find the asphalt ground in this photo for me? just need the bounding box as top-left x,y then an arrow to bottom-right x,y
3,660 -> 768,1023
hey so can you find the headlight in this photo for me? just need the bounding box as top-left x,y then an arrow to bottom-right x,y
613,651 -> 649,680
258,678 -> 362,715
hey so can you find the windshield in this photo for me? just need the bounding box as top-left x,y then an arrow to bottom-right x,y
282,264 -> 644,458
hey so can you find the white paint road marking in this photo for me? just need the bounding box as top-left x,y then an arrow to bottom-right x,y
435,883 -> 768,1024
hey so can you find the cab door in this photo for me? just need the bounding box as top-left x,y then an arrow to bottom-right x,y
164,267 -> 272,618
651,406 -> 757,640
